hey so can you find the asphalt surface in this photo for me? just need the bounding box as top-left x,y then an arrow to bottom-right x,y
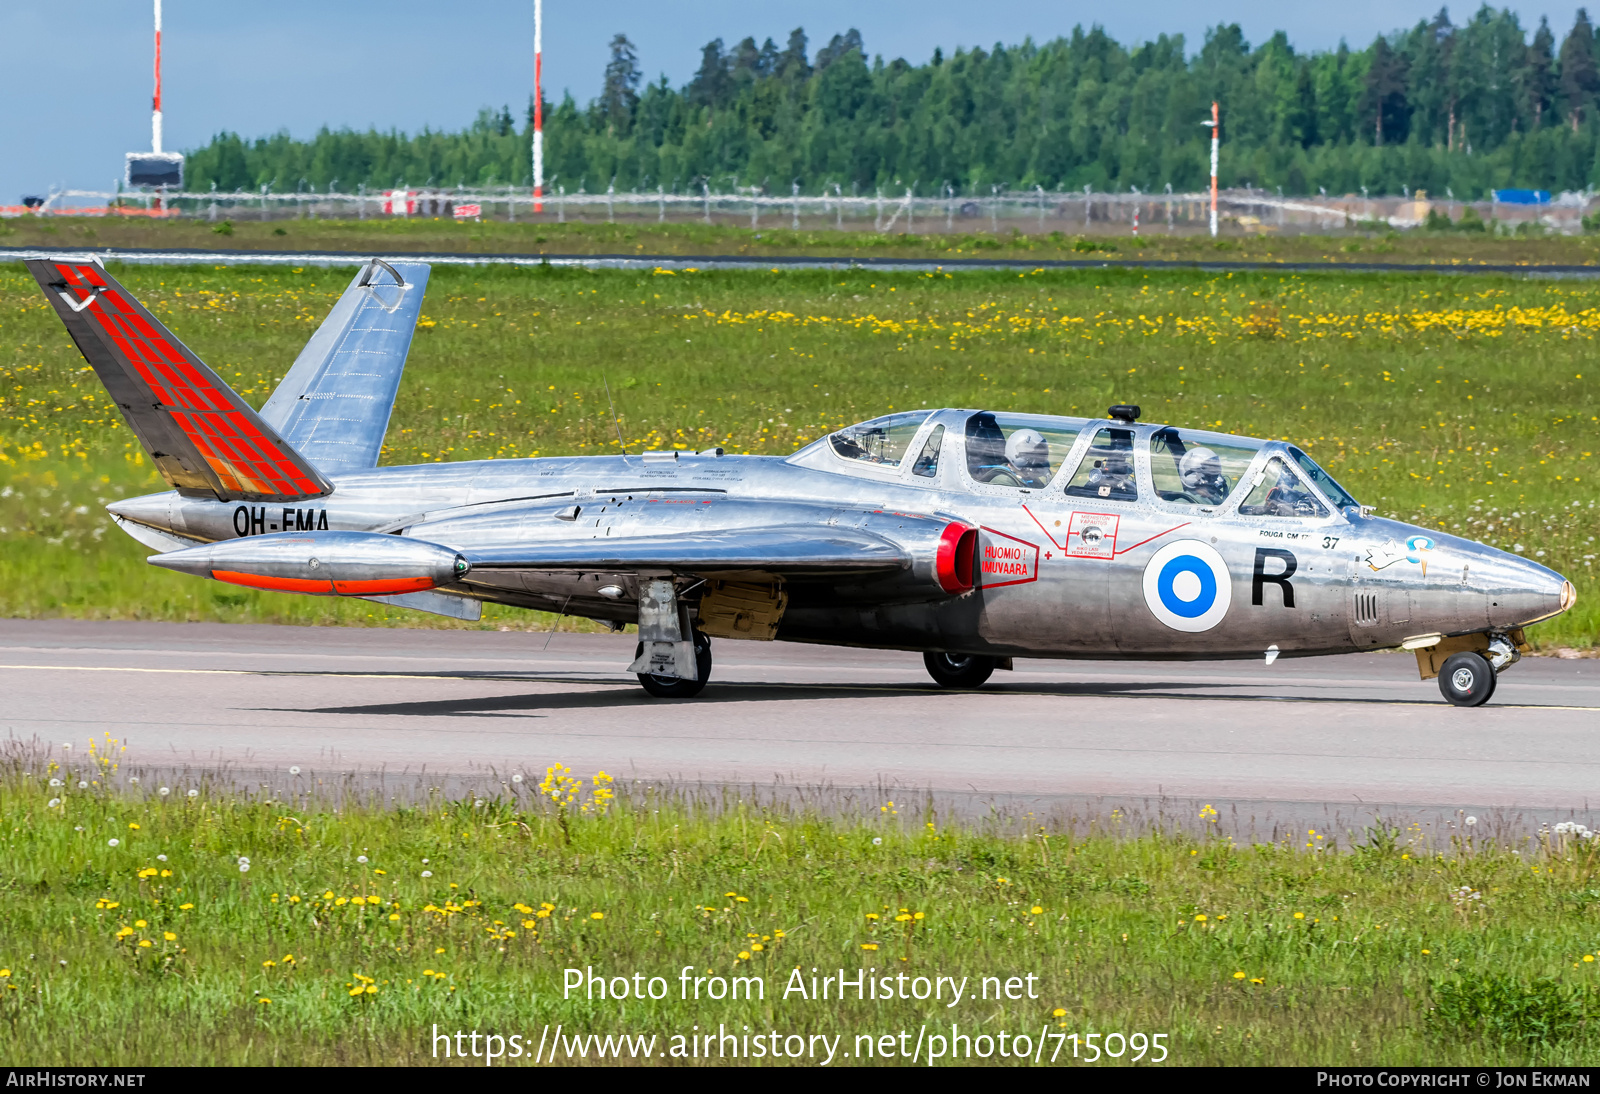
7,245 -> 1600,279
0,620 -> 1594,832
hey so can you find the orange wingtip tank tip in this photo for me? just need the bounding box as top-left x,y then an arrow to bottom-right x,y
210,571 -> 436,596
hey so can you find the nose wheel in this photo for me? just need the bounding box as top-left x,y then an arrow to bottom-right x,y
1438,651 -> 1497,707
923,651 -> 998,689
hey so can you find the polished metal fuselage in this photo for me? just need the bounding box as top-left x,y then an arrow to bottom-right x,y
108,408 -> 1570,661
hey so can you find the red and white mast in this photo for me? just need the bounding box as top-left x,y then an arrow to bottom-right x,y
532,0 -> 544,212
1207,101 -> 1219,238
152,0 -> 165,153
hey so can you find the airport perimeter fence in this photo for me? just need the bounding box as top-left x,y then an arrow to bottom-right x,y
6,185 -> 1595,236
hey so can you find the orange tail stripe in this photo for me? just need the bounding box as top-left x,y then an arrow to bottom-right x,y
59,265 -> 320,497
212,570 -> 333,594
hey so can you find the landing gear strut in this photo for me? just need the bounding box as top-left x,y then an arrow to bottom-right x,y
923,651 -> 998,689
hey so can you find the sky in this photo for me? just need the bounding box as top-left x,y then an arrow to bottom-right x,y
2,1 -> 1592,203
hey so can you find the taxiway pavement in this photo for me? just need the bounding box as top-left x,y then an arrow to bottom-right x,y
0,620 -> 1594,829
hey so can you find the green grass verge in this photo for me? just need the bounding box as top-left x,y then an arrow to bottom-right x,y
10,214 -> 1600,266
0,260 -> 1594,642
4,753 -> 1600,1065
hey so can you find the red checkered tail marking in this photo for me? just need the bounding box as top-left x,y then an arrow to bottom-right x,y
25,259 -> 332,502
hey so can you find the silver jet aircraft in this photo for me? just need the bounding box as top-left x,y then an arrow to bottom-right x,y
27,258 -> 1575,705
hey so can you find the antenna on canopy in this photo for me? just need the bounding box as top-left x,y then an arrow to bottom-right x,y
603,375 -> 627,456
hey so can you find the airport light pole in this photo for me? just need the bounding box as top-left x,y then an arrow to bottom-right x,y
151,0 -> 164,209
1201,101 -> 1219,237
532,0 -> 544,213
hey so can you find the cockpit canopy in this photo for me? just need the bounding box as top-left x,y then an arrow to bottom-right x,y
815,408 -> 1359,516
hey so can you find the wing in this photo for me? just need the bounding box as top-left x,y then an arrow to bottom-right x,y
258,259 -> 430,475
25,258 -> 331,502
461,527 -> 908,577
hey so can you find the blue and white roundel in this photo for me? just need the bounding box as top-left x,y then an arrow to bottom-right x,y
1141,540 -> 1232,633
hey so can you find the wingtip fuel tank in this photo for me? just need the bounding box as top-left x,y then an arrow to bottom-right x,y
149,531 -> 469,596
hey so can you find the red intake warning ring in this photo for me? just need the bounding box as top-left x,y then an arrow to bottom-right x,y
936,522 -> 978,594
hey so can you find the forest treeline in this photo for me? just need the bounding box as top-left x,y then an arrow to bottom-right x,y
184,9 -> 1600,198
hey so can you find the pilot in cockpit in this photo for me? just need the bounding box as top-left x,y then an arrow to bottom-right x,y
1004,428 -> 1052,488
1177,447 -> 1230,505
1083,452 -> 1135,497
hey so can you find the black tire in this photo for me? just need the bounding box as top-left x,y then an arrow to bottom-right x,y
636,631 -> 712,699
1438,651 -> 1495,707
923,651 -> 998,689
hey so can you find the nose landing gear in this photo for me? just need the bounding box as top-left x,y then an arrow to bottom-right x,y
1437,650 -> 1496,707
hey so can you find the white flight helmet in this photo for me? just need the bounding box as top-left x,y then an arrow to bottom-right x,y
1005,428 -> 1050,469
1179,446 -> 1224,489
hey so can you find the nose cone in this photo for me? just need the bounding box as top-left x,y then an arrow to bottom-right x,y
1469,546 -> 1573,630
106,492 -> 175,528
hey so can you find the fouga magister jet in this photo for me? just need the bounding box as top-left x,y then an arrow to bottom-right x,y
27,257 -> 1576,705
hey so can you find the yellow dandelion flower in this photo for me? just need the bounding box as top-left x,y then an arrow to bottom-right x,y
179,903 -> 194,910
738,951 -> 751,960
258,998 -> 271,1005
138,940 -> 152,948
134,919 -> 147,928
1293,912 -> 1305,920
1052,1008 -> 1067,1017
590,911 -> 605,920
262,960 -> 276,969
1233,971 -> 1246,980
1032,906 -> 1044,915
348,987 -> 364,997
861,943 -> 879,951
163,932 -> 176,941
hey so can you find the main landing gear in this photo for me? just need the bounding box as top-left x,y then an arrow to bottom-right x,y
630,579 -> 713,699
923,651 -> 999,689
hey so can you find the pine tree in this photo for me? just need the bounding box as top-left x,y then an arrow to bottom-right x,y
600,34 -> 641,136
1524,17 -> 1556,129
1362,37 -> 1411,145
1559,9 -> 1600,130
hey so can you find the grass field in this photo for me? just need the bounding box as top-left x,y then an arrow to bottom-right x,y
10,214 -> 1600,267
0,257 -> 1594,642
4,746 -> 1600,1066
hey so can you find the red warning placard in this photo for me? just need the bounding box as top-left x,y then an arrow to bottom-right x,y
1065,512 -> 1120,559
977,527 -> 1039,588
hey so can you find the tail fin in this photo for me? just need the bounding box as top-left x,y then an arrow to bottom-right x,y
258,259 -> 430,474
26,258 -> 331,503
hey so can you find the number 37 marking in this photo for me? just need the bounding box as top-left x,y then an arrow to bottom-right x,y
1321,536 -> 1341,550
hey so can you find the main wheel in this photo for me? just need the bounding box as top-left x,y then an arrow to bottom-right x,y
923,651 -> 998,689
1438,651 -> 1496,707
636,631 -> 712,699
